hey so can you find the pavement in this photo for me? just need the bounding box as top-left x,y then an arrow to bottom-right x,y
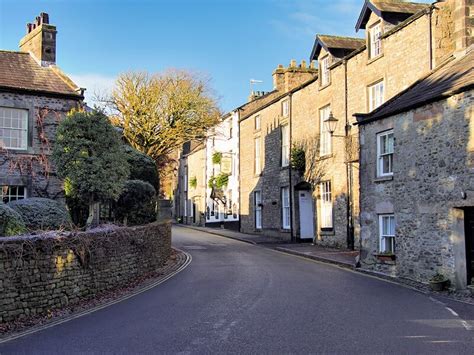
1,226 -> 473,353
183,224 -> 359,268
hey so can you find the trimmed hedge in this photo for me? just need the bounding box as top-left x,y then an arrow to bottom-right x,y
116,180 -> 157,226
0,203 -> 26,237
8,198 -> 72,231
124,146 -> 159,188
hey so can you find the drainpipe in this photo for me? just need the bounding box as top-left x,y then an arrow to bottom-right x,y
237,108 -> 242,232
289,93 -> 295,242
344,59 -> 355,250
429,6 -> 433,70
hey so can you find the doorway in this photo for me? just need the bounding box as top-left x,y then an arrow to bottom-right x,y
298,190 -> 314,240
465,208 -> 474,285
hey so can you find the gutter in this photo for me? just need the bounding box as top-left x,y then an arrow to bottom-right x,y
289,93 -> 294,242
0,86 -> 84,101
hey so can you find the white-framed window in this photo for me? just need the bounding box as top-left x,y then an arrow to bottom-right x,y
319,105 -> 331,156
1,185 -> 27,203
184,166 -> 188,192
377,130 -> 394,177
369,22 -> 382,59
281,124 -> 290,167
254,136 -> 262,175
282,99 -> 290,118
379,214 -> 395,253
0,107 -> 28,150
320,56 -> 330,86
281,186 -> 290,230
189,200 -> 194,218
254,190 -> 262,229
368,80 -> 384,111
320,181 -> 333,229
255,115 -> 261,131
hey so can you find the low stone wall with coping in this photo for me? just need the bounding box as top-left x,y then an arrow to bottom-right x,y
0,222 -> 171,324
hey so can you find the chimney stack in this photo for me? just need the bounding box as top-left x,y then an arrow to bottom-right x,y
272,59 -> 318,92
19,12 -> 57,67
453,0 -> 473,55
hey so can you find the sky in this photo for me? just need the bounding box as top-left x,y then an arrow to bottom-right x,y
0,0 -> 431,112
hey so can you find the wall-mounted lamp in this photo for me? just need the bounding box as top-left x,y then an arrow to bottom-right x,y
324,111 -> 339,136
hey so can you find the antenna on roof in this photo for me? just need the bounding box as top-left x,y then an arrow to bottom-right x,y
250,79 -> 263,95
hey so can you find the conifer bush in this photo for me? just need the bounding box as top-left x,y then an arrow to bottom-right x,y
8,198 -> 72,231
0,203 -> 26,236
116,180 -> 157,226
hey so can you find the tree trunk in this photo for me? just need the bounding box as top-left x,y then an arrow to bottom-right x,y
86,200 -> 100,229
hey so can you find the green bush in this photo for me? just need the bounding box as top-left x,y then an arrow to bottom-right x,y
0,203 -> 27,236
8,198 -> 72,231
124,146 -> 159,188
116,180 -> 157,226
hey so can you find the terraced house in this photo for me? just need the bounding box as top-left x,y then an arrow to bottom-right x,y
0,13 -> 84,203
238,0 -> 468,248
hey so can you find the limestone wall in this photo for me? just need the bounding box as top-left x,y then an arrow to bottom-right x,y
0,222 -> 172,323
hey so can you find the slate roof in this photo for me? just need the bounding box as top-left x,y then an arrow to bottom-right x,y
0,50 -> 83,99
356,0 -> 430,30
311,35 -> 365,61
355,50 -> 474,124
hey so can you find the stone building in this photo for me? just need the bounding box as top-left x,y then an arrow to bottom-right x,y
205,111 -> 240,230
239,61 -> 318,240
0,13 -> 84,203
238,0 -> 462,246
174,141 -> 206,226
355,48 -> 473,289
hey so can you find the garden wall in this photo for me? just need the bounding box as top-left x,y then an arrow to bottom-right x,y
0,222 -> 171,324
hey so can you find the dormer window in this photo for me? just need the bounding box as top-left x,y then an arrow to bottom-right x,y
369,22 -> 382,59
320,56 -> 330,86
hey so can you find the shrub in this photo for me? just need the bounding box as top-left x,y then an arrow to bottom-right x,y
8,198 -> 72,231
0,203 -> 26,236
124,145 -> 159,188
116,180 -> 157,226
189,176 -> 197,189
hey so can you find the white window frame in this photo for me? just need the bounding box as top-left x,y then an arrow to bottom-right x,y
319,105 -> 331,156
184,166 -> 188,192
320,181 -> 333,229
376,130 -> 394,177
0,107 -> 28,150
282,99 -> 290,118
281,124 -> 290,167
254,136 -> 262,175
379,214 -> 395,253
1,185 -> 27,203
254,190 -> 262,229
255,115 -> 261,131
281,187 -> 290,230
320,56 -> 330,86
368,80 -> 385,111
369,22 -> 382,59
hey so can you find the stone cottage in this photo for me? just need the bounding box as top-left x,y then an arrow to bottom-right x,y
355,47 -> 473,289
0,13 -> 84,202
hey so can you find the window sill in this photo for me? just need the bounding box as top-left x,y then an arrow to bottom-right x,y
280,165 -> 289,170
1,147 -> 34,154
374,175 -> 393,183
319,153 -> 334,161
367,53 -> 384,65
319,82 -> 331,91
320,228 -> 335,236
280,228 -> 291,233
374,253 -> 396,264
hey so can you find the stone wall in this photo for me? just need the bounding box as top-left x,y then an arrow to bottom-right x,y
359,90 -> 474,288
0,222 -> 172,323
0,92 -> 82,200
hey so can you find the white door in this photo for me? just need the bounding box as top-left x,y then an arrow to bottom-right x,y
254,191 -> 262,229
299,191 -> 314,239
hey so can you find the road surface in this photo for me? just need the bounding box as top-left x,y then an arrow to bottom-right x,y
1,226 -> 473,353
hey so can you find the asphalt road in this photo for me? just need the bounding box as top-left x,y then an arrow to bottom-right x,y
1,226 -> 474,354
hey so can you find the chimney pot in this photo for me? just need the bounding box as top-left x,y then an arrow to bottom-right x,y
290,59 -> 297,68
301,60 -> 307,68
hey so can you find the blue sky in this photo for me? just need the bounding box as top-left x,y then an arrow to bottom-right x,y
0,0 -> 431,111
